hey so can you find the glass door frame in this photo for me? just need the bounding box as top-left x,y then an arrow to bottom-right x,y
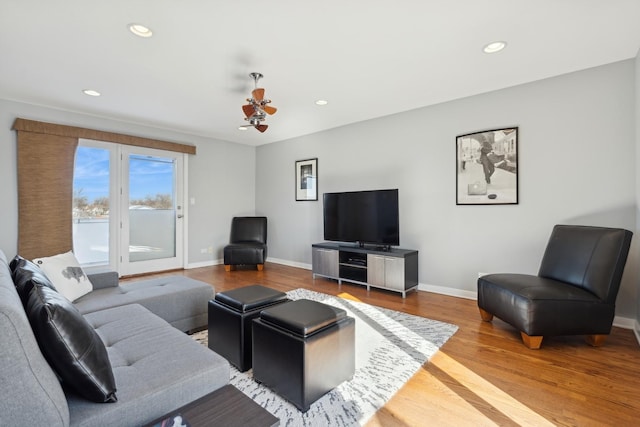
119,145 -> 186,276
74,139 -> 120,273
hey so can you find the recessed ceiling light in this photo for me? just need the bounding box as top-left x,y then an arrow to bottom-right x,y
82,89 -> 101,97
128,23 -> 153,38
483,41 -> 507,54
238,126 -> 249,131
315,99 -> 328,106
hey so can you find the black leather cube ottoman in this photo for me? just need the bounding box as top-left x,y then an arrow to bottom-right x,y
252,299 -> 355,412
208,284 -> 288,372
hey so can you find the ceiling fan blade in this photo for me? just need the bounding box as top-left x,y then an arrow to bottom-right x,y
263,105 -> 277,115
256,124 -> 268,133
252,88 -> 265,101
242,104 -> 254,118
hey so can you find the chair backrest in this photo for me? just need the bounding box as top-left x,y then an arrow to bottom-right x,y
538,225 -> 632,303
230,216 -> 267,244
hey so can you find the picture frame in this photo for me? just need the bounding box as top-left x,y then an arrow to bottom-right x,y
456,127 -> 518,205
295,158 -> 318,201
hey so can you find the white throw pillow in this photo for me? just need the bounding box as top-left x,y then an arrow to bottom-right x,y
32,251 -> 93,302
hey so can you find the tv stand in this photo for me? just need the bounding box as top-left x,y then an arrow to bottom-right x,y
356,242 -> 392,252
311,243 -> 418,298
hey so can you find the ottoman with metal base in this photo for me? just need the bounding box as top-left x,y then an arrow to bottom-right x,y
208,284 -> 288,372
252,299 -> 355,412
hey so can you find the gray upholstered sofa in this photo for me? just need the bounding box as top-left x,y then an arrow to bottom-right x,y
77,270 -> 212,333
0,249 -> 230,426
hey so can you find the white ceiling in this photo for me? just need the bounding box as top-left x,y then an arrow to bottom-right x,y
1,1 -> 640,146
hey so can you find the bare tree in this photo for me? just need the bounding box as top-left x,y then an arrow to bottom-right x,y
91,196 -> 110,215
73,188 -> 89,211
130,193 -> 173,209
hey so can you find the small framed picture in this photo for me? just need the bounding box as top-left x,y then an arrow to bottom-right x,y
295,158 -> 318,201
456,127 -> 518,205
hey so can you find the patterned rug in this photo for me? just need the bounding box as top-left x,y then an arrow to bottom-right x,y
192,288 -> 458,426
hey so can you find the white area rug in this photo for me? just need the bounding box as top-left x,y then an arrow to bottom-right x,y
193,288 -> 458,426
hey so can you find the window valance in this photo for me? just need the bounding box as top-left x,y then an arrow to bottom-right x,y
12,118 -> 196,155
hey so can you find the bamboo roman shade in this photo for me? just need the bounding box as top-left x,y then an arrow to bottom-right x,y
16,131 -> 77,259
12,118 -> 196,259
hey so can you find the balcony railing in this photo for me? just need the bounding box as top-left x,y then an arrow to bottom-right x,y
73,209 -> 175,266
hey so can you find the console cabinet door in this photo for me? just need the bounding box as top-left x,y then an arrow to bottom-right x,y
367,254 -> 386,287
384,257 -> 406,291
312,248 -> 339,278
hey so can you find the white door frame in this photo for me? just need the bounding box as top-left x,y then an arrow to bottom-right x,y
119,146 -> 186,276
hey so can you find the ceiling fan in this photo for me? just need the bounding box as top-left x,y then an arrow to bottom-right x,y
241,72 -> 277,133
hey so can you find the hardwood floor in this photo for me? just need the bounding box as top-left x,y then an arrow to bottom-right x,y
130,263 -> 640,426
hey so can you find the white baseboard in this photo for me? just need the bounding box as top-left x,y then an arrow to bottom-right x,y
418,283 -> 477,300
187,257 -> 310,270
268,257 -> 312,270
634,321 -> 640,346
612,316 -> 636,330
186,259 -> 221,269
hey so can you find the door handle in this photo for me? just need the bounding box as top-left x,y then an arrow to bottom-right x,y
177,214 -> 184,219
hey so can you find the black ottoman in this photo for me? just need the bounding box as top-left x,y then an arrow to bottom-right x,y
252,299 -> 355,412
208,285 -> 288,372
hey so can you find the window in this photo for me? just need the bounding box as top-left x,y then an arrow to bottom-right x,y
14,118 -> 193,265
72,140 -> 185,275
72,142 -> 116,268
127,154 -> 177,263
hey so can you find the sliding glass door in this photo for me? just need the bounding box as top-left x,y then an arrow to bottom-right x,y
73,141 -> 185,275
73,141 -> 118,268
120,147 -> 184,275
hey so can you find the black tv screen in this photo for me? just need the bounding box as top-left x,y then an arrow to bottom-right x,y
323,189 -> 399,247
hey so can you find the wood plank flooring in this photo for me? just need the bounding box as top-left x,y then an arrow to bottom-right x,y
128,263 -> 640,426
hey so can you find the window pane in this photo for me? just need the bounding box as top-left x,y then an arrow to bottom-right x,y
128,154 -> 176,262
73,146 -> 110,266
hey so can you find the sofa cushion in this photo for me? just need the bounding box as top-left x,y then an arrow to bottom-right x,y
10,255 -> 58,305
67,304 -> 230,427
33,251 -> 93,302
25,283 -> 117,403
75,275 -> 213,332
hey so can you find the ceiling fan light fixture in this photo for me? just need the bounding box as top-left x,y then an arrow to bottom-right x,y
483,41 -> 507,54
128,23 -> 153,38
240,72 -> 276,132
82,89 -> 101,97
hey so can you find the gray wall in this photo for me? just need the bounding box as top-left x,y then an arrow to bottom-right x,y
256,60 -> 639,319
636,48 -> 640,329
0,99 -> 255,266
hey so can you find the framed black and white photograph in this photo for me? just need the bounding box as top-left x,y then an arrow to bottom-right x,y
295,158 -> 318,201
456,127 -> 518,205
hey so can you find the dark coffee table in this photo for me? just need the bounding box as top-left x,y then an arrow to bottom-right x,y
145,384 -> 278,427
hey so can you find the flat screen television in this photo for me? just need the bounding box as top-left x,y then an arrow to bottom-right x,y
323,189 -> 399,248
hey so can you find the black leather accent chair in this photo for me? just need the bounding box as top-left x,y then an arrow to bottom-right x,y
477,225 -> 632,349
223,216 -> 267,271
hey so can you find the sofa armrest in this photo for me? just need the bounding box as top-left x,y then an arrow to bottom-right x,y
88,271 -> 119,290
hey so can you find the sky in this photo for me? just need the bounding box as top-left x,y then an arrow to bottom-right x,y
73,146 -> 174,202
